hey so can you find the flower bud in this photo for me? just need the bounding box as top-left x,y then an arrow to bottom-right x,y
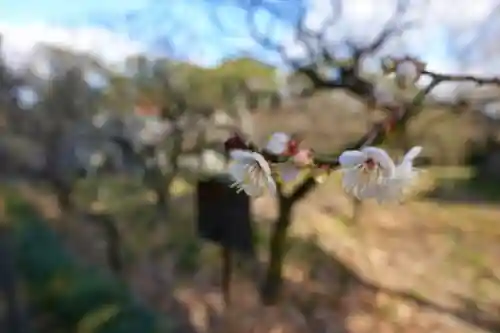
265,132 -> 290,155
292,149 -> 313,167
395,60 -> 418,89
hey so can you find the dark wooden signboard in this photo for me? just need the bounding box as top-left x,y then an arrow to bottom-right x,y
196,176 -> 255,256
196,176 -> 256,305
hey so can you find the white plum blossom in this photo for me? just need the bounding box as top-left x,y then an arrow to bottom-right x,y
339,146 -> 422,203
339,147 -> 395,197
277,148 -> 315,183
265,132 -> 299,182
265,132 -> 291,155
264,132 -> 314,183
374,80 -> 398,105
395,59 -> 419,89
377,57 -> 426,105
227,149 -> 276,197
374,76 -> 419,106
381,57 -> 425,90
375,146 -> 422,203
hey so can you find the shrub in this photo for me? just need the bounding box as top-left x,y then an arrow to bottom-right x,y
5,192 -> 172,333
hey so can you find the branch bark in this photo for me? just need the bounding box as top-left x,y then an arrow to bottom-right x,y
86,213 -> 125,276
225,0 -> 500,305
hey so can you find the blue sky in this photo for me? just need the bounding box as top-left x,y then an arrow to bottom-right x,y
0,0 -> 146,23
0,0 -> 270,65
0,0 -> 499,78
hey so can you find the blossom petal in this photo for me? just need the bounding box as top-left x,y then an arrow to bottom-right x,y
293,149 -> 313,166
227,162 -> 264,196
396,61 -> 418,83
402,146 -> 422,163
379,178 -> 408,202
265,174 -> 277,195
338,150 -> 365,167
394,146 -> 422,179
251,152 -> 272,175
374,80 -> 397,104
227,151 -> 275,197
265,132 -> 290,155
341,146 -> 423,204
229,149 -> 255,162
227,160 -> 247,183
341,169 -> 362,194
253,153 -> 277,194
361,146 -> 395,177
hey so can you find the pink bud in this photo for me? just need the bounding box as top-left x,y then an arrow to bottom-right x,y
292,149 -> 313,167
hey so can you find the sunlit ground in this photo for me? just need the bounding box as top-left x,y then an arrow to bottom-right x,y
267,167 -> 500,311
69,166 -> 500,310
7,166 -> 500,332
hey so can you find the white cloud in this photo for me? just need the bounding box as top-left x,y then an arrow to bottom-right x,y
0,22 -> 147,70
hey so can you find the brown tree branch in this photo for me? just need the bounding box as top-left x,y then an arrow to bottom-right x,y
349,0 -> 414,57
238,0 -> 500,304
255,72 -> 500,304
228,67 -> 500,203
422,70 -> 500,85
277,0 -> 414,100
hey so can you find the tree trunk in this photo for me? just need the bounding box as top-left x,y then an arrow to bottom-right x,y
55,184 -> 72,212
103,219 -> 123,276
155,186 -> 170,216
221,247 -> 233,306
88,214 -> 124,276
260,196 -> 293,305
153,174 -> 175,219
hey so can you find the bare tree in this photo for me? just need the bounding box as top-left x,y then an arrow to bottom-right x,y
232,0 -> 500,304
0,34 -> 24,135
113,57 -> 196,216
36,64 -> 102,210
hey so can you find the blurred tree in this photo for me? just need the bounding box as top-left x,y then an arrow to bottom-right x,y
5,193 -> 170,332
31,46 -> 105,210
0,34 -> 23,134
224,0 -> 500,305
101,73 -> 135,112
165,57 -> 276,108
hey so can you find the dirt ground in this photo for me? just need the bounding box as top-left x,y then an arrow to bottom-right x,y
15,167 -> 500,333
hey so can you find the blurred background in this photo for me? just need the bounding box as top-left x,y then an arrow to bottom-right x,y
1,0 -> 500,332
